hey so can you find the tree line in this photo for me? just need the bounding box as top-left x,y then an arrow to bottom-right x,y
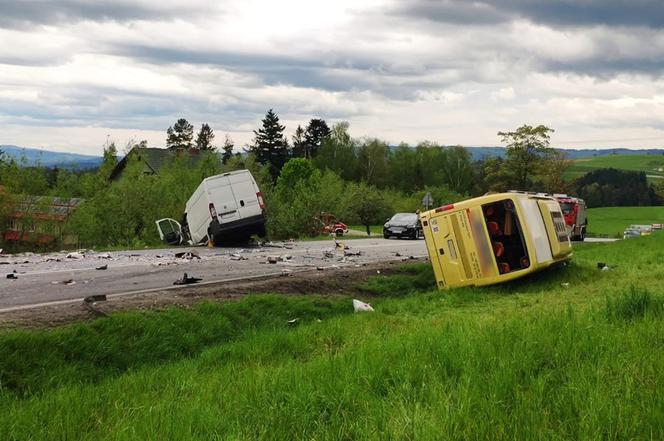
0,112 -> 661,249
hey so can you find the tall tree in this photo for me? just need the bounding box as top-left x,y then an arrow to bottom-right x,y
195,123 -> 215,151
441,146 -> 475,194
303,118 -> 331,158
540,150 -> 573,194
166,118 -> 194,151
313,122 -> 358,180
291,125 -> 306,158
250,109 -> 290,180
221,135 -> 235,164
497,124 -> 555,191
357,138 -> 390,187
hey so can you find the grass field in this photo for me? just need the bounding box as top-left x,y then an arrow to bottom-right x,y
2,235 -> 664,439
587,206 -> 664,237
348,224 -> 384,235
565,154 -> 664,180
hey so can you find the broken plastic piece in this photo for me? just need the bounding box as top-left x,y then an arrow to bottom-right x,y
173,272 -> 202,285
96,264 -> 108,270
353,299 -> 374,312
6,273 -> 17,279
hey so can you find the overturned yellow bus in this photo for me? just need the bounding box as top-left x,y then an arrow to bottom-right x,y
420,192 -> 572,289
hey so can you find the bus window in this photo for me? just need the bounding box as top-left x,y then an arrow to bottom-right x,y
482,199 -> 530,274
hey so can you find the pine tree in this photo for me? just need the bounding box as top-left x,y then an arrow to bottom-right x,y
166,118 -> 194,151
304,118 -> 331,158
251,109 -> 289,180
195,123 -> 215,151
291,125 -> 306,158
222,135 -> 235,164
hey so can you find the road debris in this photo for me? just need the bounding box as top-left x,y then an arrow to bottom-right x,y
66,252 -> 84,259
561,282 -> 570,288
287,318 -> 299,326
353,299 -> 374,312
96,264 -> 108,270
281,269 -> 293,276
6,273 -> 17,279
83,294 -> 108,317
175,251 -> 201,260
51,279 -> 77,286
173,272 -> 203,285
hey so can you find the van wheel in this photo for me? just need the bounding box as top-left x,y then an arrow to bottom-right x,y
579,229 -> 586,242
207,229 -> 215,247
335,229 -> 343,237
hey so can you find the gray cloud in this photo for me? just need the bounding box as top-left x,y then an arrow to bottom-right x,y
0,0 -> 207,28
114,43 -> 446,99
393,0 -> 664,28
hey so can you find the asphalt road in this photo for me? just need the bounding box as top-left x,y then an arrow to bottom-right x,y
0,236 -> 620,312
0,238 -> 428,312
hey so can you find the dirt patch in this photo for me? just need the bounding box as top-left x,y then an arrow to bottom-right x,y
0,259 -> 425,329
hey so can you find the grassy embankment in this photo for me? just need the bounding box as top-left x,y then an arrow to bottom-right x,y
1,235 -> 664,440
587,206 -> 664,237
565,154 -> 664,180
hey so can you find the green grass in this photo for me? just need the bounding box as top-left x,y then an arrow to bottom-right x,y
566,154 -> 664,180
587,206 -> 664,237
2,235 -> 664,440
348,224 -> 384,235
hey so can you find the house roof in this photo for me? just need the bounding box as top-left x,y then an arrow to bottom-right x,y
109,147 -> 208,180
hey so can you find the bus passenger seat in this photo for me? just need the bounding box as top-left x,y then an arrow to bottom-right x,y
492,241 -> 504,257
487,221 -> 501,236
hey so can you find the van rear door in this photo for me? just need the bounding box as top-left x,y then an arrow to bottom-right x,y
228,171 -> 262,220
155,218 -> 182,245
206,175 -> 240,223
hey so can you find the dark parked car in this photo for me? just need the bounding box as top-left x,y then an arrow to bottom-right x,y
383,213 -> 423,239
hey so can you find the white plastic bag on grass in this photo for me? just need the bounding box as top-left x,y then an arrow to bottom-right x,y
353,299 -> 374,312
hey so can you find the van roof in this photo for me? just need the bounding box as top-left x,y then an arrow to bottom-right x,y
202,169 -> 251,182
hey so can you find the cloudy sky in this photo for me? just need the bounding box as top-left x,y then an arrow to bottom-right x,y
1,0 -> 663,155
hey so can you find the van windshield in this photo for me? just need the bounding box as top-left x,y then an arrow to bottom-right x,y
559,202 -> 574,215
482,199 -> 530,274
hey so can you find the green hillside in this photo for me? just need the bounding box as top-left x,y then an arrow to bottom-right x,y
2,236 -> 664,439
587,206 -> 664,237
566,154 -> 664,180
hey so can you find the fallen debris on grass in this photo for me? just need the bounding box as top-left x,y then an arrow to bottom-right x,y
353,299 -> 374,312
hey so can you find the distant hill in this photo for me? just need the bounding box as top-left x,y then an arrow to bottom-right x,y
566,154 -> 664,180
0,145 -> 103,169
464,147 -> 664,161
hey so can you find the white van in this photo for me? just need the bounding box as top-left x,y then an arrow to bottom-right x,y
156,170 -> 266,245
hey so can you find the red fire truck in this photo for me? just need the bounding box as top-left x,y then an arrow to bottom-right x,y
554,194 -> 588,241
